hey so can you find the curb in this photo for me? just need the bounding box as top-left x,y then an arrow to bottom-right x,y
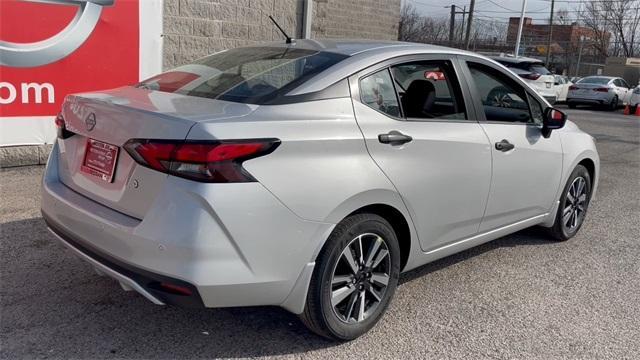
0,145 -> 53,168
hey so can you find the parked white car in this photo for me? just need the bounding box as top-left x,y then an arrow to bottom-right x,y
567,76 -> 633,110
490,56 -> 557,104
554,75 -> 572,102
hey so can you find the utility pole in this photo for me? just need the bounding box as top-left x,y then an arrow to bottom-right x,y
464,0 -> 475,50
576,36 -> 585,77
544,0 -> 555,66
514,0 -> 528,57
449,5 -> 456,46
460,6 -> 466,44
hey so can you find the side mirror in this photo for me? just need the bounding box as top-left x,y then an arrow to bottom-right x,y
542,107 -> 567,138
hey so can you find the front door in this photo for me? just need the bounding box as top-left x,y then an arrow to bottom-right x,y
461,59 -> 564,231
350,56 -> 492,251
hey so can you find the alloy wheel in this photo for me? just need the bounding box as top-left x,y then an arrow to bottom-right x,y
562,176 -> 588,232
330,233 -> 391,323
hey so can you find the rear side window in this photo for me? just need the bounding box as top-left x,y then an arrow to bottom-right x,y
468,62 -> 533,123
390,61 -> 467,120
359,69 -> 401,117
137,47 -> 348,104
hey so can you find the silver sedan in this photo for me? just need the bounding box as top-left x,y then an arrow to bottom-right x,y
42,40 -> 599,340
567,76 -> 633,110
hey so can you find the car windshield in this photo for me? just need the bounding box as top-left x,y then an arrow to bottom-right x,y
137,47 -> 348,104
577,77 -> 611,85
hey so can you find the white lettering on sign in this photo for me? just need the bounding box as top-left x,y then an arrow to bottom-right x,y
0,82 -> 17,104
0,82 -> 55,104
22,83 -> 55,104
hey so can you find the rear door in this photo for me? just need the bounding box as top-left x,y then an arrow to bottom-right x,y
350,55 -> 492,252
459,58 -> 563,231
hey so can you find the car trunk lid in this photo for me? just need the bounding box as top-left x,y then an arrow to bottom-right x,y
56,86 -> 256,219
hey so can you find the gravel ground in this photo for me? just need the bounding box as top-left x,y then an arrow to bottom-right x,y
1,107 -> 639,359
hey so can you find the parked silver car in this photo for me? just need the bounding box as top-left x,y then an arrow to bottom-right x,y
42,40 -> 599,340
567,76 -> 633,110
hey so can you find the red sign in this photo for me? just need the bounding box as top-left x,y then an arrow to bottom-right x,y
0,0 -> 140,117
81,138 -> 119,183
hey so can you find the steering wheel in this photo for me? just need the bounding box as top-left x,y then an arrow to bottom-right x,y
486,86 -> 514,108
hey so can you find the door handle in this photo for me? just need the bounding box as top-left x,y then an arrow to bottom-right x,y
378,131 -> 413,145
495,139 -> 515,152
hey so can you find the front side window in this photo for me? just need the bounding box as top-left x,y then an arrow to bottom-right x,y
359,69 -> 401,117
137,47 -> 348,104
391,61 -> 466,120
468,62 -> 533,123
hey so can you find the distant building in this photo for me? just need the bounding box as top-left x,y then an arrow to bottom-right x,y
506,17 -> 609,54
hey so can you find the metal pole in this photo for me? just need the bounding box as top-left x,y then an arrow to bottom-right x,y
460,6 -> 466,45
576,36 -> 585,77
514,0 -> 528,57
449,5 -> 456,46
464,0 -> 475,50
302,0 -> 312,39
544,0 -> 555,66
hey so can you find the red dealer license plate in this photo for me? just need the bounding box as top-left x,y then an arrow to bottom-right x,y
81,139 -> 119,183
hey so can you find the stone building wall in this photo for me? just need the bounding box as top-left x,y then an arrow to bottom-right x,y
311,0 -> 401,41
162,0 -> 401,70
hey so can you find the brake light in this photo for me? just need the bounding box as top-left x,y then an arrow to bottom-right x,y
569,85 -> 579,91
520,73 -> 541,80
54,112 -> 74,139
124,139 -> 280,183
594,87 -> 609,92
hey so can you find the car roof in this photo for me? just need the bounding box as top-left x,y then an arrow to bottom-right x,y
580,76 -> 616,81
488,55 -> 543,65
261,39 -> 460,56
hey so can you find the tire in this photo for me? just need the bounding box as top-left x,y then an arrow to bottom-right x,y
609,96 -> 619,111
548,165 -> 592,241
300,213 -> 401,340
568,103 -> 576,109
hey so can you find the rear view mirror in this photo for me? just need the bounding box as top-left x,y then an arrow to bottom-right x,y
542,108 -> 567,138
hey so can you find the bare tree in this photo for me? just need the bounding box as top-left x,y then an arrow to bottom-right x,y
398,4 -> 422,42
579,0 -> 640,57
555,8 -> 573,25
398,3 -> 506,45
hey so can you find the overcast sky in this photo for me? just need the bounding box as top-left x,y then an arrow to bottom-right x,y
403,0 -> 582,25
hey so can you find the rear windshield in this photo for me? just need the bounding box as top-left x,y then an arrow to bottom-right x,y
137,47 -> 348,104
577,77 -> 611,85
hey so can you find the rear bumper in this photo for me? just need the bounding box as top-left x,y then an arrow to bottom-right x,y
41,142 -> 332,313
567,98 -> 607,105
44,213 -> 203,307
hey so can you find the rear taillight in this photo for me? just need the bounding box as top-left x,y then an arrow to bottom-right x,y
594,87 -> 609,92
54,112 -> 74,139
124,139 -> 280,183
520,73 -> 541,80
569,85 -> 578,91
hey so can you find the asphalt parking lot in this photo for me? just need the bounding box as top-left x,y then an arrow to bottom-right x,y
1,107 -> 639,359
